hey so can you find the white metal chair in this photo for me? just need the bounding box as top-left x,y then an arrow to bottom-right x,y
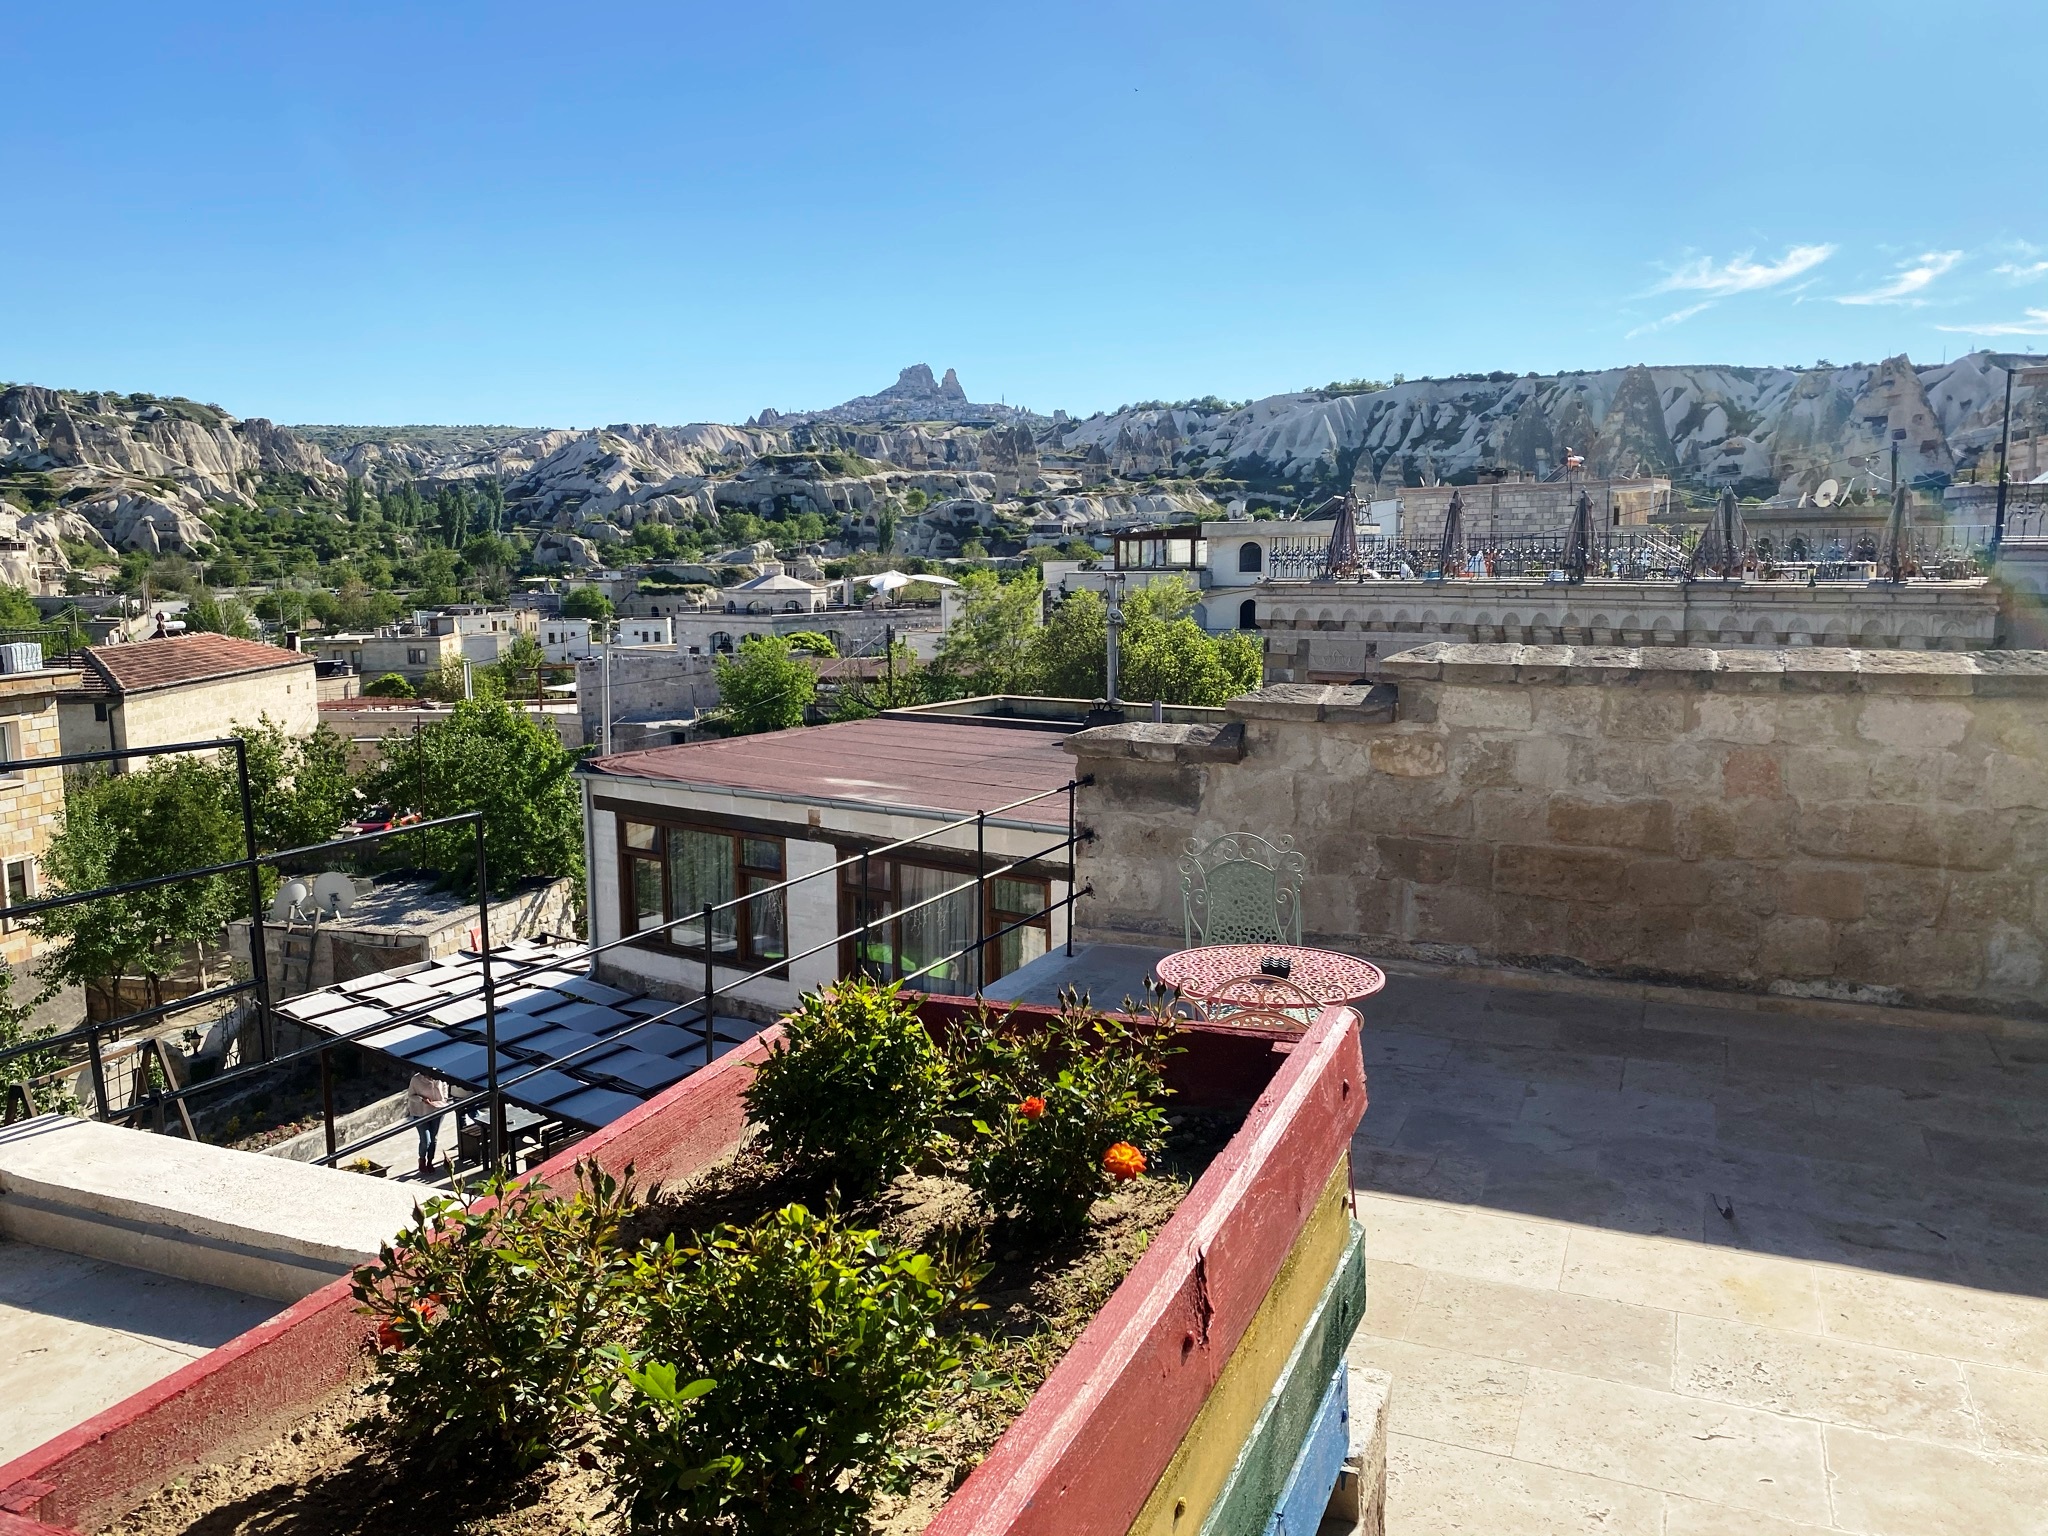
1178,832 -> 1306,948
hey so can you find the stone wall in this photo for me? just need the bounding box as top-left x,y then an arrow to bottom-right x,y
1395,479 -> 1664,545
1066,646 -> 2048,1015
1253,578 -> 2001,685
0,676 -> 71,968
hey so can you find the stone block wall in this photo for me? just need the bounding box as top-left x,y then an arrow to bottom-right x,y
1066,646 -> 2048,1014
0,687 -> 68,968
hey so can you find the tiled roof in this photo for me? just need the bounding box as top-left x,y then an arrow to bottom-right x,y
78,634 -> 312,698
587,717 -> 1076,826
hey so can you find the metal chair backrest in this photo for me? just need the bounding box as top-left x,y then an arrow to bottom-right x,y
1179,832 -> 1305,947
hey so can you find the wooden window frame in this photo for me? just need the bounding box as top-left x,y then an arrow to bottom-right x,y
616,814 -> 788,974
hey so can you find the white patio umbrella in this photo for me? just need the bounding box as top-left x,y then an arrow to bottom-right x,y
855,570 -> 961,593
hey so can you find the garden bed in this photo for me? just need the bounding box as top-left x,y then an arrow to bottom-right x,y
1,990 -> 1367,1536
102,1108 -> 1242,1536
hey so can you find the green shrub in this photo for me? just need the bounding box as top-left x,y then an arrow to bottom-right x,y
605,1204 -> 971,1536
952,993 -> 1175,1236
351,1161 -> 639,1472
362,672 -> 415,698
743,978 -> 946,1194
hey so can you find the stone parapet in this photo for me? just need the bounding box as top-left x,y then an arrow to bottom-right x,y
1067,647 -> 2048,1015
1379,642 -> 2048,696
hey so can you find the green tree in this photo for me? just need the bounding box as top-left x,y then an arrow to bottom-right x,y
184,591 -> 259,639
414,547 -> 461,606
343,475 -> 369,522
931,573 -> 1039,696
237,717 -> 356,854
876,504 -> 898,553
561,585 -> 614,622
713,636 -> 815,734
364,672 -> 417,698
478,475 -> 506,535
782,631 -> 837,657
1115,578 -> 1261,705
630,522 -> 681,562
0,961 -> 68,1105
31,758 -> 245,1009
1031,587 -> 1108,698
437,482 -> 474,548
488,632 -> 548,697
362,698 -> 583,892
0,584 -> 42,630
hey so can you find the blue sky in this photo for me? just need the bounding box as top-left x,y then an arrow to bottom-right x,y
5,1 -> 2045,427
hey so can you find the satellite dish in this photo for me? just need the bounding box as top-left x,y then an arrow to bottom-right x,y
310,872 -> 358,919
1814,478 -> 1840,508
266,879 -> 310,922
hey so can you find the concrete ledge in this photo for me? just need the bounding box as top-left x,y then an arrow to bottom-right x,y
0,1117 -> 423,1303
1327,1365 -> 1392,1536
1376,642 -> 2048,694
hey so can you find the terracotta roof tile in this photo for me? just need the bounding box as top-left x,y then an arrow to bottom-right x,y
80,634 -> 312,697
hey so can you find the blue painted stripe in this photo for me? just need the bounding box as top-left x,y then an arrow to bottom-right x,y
1266,1367 -> 1349,1536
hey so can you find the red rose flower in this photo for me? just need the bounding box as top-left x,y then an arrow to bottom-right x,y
1018,1095 -> 1046,1121
1103,1142 -> 1146,1182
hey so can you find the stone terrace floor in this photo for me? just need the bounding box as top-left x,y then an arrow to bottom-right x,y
1351,968 -> 2048,1536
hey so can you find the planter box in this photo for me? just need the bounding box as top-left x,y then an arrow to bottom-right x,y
0,997 -> 1371,1536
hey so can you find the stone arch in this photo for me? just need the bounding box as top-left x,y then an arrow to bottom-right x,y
1238,599 -> 1259,630
1651,617 -> 1677,645
1751,620 -> 1775,646
1238,541 -> 1263,574
1291,607 -> 1310,628
1859,618 -> 1888,648
1316,608 -> 1337,631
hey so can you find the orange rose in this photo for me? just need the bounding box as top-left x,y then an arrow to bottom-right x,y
1103,1142 -> 1146,1182
376,1319 -> 404,1352
1018,1096 -> 1046,1121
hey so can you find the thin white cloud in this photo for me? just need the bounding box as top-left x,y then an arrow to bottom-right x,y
1651,245 -> 1835,297
1835,250 -> 1963,306
1934,308 -> 2048,337
1625,301 -> 1714,339
1994,260 -> 2048,282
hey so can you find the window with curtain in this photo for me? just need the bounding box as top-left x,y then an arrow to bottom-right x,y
838,857 -> 1049,988
619,819 -> 785,969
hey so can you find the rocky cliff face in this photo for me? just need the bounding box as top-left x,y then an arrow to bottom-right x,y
1062,353 -> 2035,498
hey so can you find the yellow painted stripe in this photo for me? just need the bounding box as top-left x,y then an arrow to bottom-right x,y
1125,1159 -> 1352,1536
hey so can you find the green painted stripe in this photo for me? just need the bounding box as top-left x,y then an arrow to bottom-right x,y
1197,1224 -> 1366,1536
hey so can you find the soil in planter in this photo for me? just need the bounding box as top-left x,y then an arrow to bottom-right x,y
105,1108 -> 1243,1536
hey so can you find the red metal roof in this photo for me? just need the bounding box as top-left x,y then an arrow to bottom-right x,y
78,634 -> 311,697
588,718 -> 1076,825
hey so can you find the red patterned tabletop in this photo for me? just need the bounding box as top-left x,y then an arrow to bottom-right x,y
1154,944 -> 1387,1007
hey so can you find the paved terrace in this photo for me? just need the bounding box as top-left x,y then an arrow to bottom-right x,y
993,948 -> 2048,1535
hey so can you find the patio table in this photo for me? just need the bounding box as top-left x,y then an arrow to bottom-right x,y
1155,943 -> 1385,1024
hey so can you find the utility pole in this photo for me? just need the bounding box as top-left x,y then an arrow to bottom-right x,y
600,637 -> 612,756
1104,573 -> 1125,709
884,623 -> 895,704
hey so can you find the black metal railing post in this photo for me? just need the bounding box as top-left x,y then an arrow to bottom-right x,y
700,902 -> 716,1066
1066,781 -> 1078,957
974,810 -> 986,995
473,820 -> 503,1175
86,1023 -> 108,1121
320,1043 -> 337,1158
231,738 -> 274,1061
857,850 -> 873,981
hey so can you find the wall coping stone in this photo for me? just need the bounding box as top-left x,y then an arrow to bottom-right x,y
1376,642 -> 2048,695
1065,719 -> 1248,764
1226,683 -> 1399,723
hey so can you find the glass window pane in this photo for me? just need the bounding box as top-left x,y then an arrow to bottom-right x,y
630,857 -> 663,931
624,822 -> 659,851
742,837 -> 782,874
668,828 -> 736,953
991,877 -> 1045,917
745,874 -> 786,962
894,862 -> 973,987
4,861 -> 26,907
994,921 -> 1048,982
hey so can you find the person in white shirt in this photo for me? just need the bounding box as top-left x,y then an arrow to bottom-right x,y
407,1073 -> 452,1178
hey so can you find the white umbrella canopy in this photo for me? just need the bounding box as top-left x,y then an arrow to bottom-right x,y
855,570 -> 960,592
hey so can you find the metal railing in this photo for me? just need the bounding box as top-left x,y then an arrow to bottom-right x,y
0,741 -> 1093,1182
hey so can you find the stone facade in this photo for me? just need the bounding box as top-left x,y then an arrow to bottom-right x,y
1066,646 -> 2048,1015
0,670 -> 78,967
1255,578 -> 2002,683
1394,478 -> 1666,545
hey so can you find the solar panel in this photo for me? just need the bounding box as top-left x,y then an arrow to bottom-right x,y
549,1086 -> 645,1129
578,1048 -> 688,1093
499,1068 -> 587,1110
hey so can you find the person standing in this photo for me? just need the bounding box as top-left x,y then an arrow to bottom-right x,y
408,1072 -> 453,1179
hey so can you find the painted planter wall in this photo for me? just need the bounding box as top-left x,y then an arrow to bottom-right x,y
0,996 -> 1367,1536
